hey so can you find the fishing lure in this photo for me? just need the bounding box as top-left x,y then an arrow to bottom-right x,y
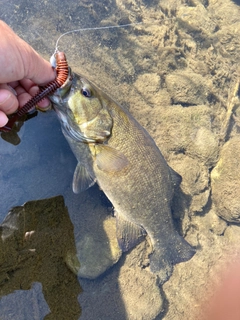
0,51 -> 69,133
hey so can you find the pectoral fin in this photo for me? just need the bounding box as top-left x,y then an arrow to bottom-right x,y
115,212 -> 146,252
72,163 -> 96,193
95,145 -> 129,172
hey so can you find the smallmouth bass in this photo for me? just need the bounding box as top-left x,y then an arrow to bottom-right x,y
50,68 -> 195,283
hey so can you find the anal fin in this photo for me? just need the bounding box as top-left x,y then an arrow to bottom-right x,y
115,212 -> 146,252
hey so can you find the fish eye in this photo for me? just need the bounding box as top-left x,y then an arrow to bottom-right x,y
81,87 -> 92,98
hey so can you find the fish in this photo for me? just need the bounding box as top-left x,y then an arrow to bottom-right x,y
49,69 -> 195,283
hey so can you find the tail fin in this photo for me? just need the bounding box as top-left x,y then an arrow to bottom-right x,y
150,234 -> 195,284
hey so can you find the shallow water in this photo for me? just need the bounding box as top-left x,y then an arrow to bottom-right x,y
1,0 -> 240,319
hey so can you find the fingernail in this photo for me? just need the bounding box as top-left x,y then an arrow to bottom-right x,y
36,101 -> 52,112
0,91 -> 11,105
0,112 -> 9,127
7,85 -> 17,96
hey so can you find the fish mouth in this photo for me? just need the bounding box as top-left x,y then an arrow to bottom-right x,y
49,67 -> 74,106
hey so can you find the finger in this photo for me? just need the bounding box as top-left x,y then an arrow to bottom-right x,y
15,83 -> 51,110
206,260 -> 240,319
15,84 -> 35,109
17,79 -> 34,92
8,81 -> 19,89
22,45 -> 56,85
24,84 -> 51,110
0,88 -> 18,115
37,98 -> 52,110
0,83 -> 17,95
0,21 -> 55,84
0,110 -> 9,127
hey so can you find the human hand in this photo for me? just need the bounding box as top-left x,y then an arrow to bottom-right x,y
204,259 -> 240,319
0,20 -> 55,127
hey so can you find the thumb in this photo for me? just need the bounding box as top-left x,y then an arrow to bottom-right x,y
22,45 -> 55,85
0,20 -> 55,84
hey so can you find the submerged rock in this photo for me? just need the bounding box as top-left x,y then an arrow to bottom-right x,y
0,196 -> 81,319
65,188 -> 123,279
165,70 -> 209,105
118,241 -> 164,319
154,105 -> 219,165
118,266 -> 163,320
67,216 -> 122,279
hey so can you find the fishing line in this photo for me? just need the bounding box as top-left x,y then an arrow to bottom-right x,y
51,14 -> 177,66
54,22 -> 143,54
